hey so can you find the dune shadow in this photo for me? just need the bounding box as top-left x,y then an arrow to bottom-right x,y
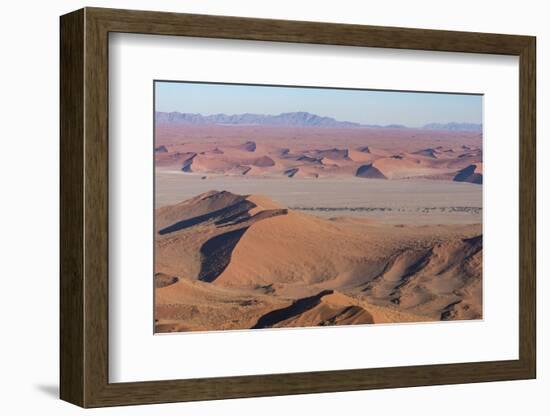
252,290 -> 334,329
463,234 -> 482,247
219,208 -> 288,228
159,200 -> 255,235
198,228 -> 249,283
155,273 -> 179,288
398,251 -> 432,283
453,164 -> 482,184
214,210 -> 251,226
356,163 -> 387,179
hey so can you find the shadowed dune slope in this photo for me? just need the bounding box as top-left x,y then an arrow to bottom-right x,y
356,163 -> 387,179
198,228 -> 249,282
453,163 -> 483,184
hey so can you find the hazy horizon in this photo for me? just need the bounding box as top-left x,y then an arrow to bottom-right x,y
155,81 -> 483,128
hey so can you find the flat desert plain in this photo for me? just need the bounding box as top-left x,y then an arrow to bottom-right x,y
154,124 -> 482,333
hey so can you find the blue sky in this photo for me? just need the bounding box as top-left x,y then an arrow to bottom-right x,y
155,81 -> 482,128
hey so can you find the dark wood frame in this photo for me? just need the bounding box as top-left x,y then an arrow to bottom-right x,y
60,7 -> 536,408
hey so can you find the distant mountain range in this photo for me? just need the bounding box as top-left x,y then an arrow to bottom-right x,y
422,122 -> 483,132
156,111 -> 361,128
156,111 -> 482,132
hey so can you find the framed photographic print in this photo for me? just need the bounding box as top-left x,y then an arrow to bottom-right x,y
60,7 -> 536,408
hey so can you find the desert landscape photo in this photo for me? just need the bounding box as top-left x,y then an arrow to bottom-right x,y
154,81 -> 483,333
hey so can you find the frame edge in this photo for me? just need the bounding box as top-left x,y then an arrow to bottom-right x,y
518,36 -> 537,379
61,7 -> 537,407
60,8 -> 86,408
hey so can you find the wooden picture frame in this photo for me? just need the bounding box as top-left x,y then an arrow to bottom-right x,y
60,7 -> 536,408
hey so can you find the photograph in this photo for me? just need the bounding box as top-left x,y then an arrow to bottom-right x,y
153,81 -> 483,333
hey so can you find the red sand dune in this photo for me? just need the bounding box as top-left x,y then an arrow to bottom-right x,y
155,190 -> 482,332
154,125 -> 482,183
